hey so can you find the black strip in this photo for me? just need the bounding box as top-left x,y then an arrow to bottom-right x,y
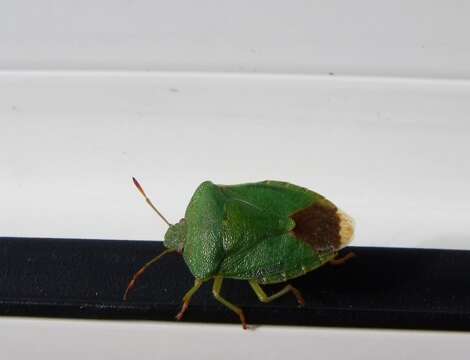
1,237 -> 470,330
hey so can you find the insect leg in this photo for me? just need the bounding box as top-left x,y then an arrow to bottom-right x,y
123,249 -> 175,301
176,278 -> 204,320
329,252 -> 356,266
249,280 -> 305,306
212,276 -> 247,329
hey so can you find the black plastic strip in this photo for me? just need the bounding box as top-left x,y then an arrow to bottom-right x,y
1,237 -> 469,330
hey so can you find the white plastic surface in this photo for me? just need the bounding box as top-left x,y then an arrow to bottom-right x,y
0,318 -> 469,360
1,71 -> 470,249
1,1 -> 470,78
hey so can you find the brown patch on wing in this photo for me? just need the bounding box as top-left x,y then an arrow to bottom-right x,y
290,200 -> 341,251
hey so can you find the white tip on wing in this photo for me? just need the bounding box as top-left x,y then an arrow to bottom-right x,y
338,209 -> 355,248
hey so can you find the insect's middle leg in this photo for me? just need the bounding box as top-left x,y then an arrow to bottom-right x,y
212,276 -> 247,329
249,280 -> 305,306
176,278 -> 204,320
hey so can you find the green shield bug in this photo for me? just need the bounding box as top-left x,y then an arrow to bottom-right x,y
124,178 -> 355,329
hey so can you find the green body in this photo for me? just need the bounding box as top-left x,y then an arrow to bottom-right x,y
164,181 -> 341,284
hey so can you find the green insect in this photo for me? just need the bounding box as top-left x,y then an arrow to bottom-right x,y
124,178 -> 355,329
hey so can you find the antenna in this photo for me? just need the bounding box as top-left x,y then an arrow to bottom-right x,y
132,177 -> 172,227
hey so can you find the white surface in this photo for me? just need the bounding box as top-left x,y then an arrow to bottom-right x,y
1,71 -> 470,249
1,1 -> 470,78
1,318 -> 470,360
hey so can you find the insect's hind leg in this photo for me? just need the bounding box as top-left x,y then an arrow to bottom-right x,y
212,276 -> 247,329
329,252 -> 356,266
176,278 -> 204,320
249,280 -> 305,306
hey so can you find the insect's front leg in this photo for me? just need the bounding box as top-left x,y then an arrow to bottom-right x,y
175,278 -> 204,320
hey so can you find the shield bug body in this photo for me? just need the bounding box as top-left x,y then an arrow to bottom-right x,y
124,179 -> 355,329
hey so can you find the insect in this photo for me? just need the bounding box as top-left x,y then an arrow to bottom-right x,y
124,178 -> 355,329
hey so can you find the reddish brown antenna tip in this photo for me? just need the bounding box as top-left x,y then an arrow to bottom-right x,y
131,177 -> 172,227
132,177 -> 145,196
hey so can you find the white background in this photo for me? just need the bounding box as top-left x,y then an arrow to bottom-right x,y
1,318 -> 470,360
1,1 -> 470,359
1,72 -> 469,249
1,0 -> 470,78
